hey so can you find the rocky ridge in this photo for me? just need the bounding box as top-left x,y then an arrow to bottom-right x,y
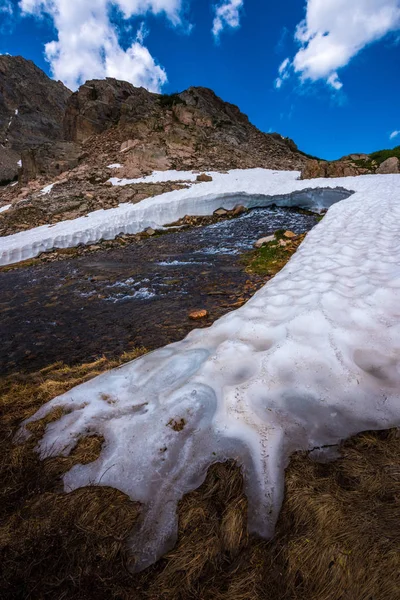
0,55 -> 72,184
0,62 -> 310,234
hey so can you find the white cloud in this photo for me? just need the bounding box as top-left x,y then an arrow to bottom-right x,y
276,0 -> 400,90
275,57 -> 290,88
212,0 -> 243,39
390,130 -> 400,139
19,0 -> 185,91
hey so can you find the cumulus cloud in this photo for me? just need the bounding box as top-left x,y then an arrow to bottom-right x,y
276,0 -> 400,90
390,130 -> 400,139
19,0 -> 185,91
212,0 -> 243,39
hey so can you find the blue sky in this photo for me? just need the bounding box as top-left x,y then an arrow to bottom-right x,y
1,0 -> 400,160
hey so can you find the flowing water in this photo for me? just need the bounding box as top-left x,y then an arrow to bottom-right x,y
0,205 -> 319,374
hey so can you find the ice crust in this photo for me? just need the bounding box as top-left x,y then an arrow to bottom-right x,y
0,169 -> 353,266
19,169 -> 400,571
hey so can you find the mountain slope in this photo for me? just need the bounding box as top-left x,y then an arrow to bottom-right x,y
0,55 -> 72,183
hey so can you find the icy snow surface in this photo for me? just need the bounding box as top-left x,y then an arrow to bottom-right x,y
1,169 -> 351,266
0,204 -> 11,214
19,169 -> 400,571
108,169 -> 212,186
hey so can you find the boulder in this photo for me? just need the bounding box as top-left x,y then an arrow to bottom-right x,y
283,230 -> 296,238
196,173 -> 213,182
189,309 -> 208,320
232,204 -> 246,216
376,157 -> 400,174
144,227 -> 156,236
213,208 -> 228,216
254,235 -> 275,248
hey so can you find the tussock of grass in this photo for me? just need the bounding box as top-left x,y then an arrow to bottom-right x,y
243,231 -> 306,277
1,343 -> 400,598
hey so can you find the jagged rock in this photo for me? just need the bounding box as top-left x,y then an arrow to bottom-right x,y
0,146 -> 19,184
19,142 -> 82,184
254,235 -> 275,248
64,79 -> 158,142
0,55 -> 71,179
376,157 -> 400,174
196,173 -> 213,182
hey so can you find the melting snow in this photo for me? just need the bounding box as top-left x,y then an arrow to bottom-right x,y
18,169 -> 400,572
0,169 -> 352,266
108,169 -> 212,186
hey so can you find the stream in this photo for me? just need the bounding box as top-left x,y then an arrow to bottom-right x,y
0,205 -> 320,374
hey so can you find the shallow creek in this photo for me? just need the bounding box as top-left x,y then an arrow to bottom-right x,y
0,205 -> 319,375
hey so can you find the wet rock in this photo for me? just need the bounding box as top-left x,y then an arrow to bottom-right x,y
254,235 -> 275,248
189,309 -> 209,320
196,173 -> 213,182
232,204 -> 246,216
376,157 -> 400,174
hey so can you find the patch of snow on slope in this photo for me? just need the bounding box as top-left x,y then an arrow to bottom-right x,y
108,169 -> 212,186
0,169 -> 353,266
107,163 -> 123,169
19,171 -> 400,572
0,204 -> 11,213
40,183 -> 55,196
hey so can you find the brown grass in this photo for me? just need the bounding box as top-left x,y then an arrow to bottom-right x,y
1,353 -> 400,599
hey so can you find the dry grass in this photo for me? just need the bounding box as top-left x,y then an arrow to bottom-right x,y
1,352 -> 400,599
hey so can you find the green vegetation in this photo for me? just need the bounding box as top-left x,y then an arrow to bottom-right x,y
242,230 -> 306,277
352,145 -> 400,170
158,93 -> 186,109
370,145 -> 400,165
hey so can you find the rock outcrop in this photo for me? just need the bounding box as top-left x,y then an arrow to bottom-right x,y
63,80 -> 308,177
376,156 -> 400,174
0,55 -> 72,182
301,158 -> 371,180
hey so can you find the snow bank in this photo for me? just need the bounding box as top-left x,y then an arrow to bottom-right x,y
108,169 -> 211,186
0,204 -> 11,214
0,169 -> 352,266
19,170 -> 400,571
